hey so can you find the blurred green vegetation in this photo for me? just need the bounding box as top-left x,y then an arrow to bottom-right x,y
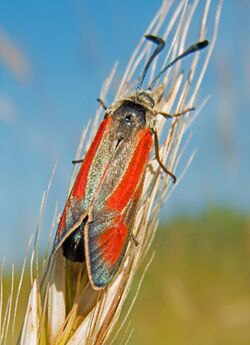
2,208 -> 250,344
120,208 -> 250,345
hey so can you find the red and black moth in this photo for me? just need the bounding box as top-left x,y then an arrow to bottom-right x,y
52,35 -> 208,290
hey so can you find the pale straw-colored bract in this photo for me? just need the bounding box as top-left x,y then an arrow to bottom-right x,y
0,1 -> 223,344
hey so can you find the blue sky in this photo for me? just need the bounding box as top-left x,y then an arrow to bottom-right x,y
0,0 -> 250,262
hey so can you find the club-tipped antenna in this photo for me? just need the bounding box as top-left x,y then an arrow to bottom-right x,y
147,40 -> 209,91
136,35 -> 165,91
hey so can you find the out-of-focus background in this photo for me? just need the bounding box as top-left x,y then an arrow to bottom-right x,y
1,0 -> 250,343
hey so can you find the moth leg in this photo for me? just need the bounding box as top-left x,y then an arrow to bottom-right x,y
72,159 -> 83,164
130,232 -> 139,247
153,130 -> 176,184
97,98 -> 107,110
158,106 -> 195,119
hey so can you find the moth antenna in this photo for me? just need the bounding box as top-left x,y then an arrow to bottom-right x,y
147,40 -> 209,91
136,35 -> 165,91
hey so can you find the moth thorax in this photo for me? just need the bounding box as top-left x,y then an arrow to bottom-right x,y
112,101 -> 147,141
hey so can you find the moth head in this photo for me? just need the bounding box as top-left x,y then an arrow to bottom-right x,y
136,90 -> 155,109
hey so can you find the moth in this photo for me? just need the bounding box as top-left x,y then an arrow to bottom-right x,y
52,35 -> 208,290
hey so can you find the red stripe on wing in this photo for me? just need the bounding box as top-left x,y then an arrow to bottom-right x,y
106,129 -> 152,213
72,116 -> 112,200
97,215 -> 128,266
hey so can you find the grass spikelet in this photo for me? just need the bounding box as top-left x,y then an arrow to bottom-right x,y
2,0 -> 223,344
19,280 -> 39,345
